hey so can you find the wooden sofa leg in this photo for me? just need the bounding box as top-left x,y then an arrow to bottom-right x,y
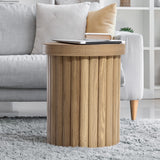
130,100 -> 139,120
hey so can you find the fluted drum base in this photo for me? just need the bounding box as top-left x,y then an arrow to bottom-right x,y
47,55 -> 121,148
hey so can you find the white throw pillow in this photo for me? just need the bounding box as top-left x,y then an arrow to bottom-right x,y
32,3 -> 90,54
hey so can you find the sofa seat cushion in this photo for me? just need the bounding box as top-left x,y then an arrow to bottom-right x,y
0,54 -> 125,89
0,55 -> 47,89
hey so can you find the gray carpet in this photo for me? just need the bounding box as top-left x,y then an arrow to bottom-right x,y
0,118 -> 160,160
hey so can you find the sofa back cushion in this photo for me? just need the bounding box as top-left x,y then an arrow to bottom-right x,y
55,0 -> 100,11
0,4 -> 36,55
55,0 -> 100,4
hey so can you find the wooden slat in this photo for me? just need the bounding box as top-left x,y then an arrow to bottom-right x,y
50,56 -> 56,144
47,56 -> 51,143
44,43 -> 125,57
80,57 -> 89,147
117,56 -> 121,142
71,57 -> 80,146
63,57 -> 71,146
89,57 -> 98,148
55,56 -> 63,146
106,56 -> 113,146
98,57 -> 106,147
112,56 -> 119,145
48,57 -> 56,144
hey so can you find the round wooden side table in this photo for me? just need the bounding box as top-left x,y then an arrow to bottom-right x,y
44,42 -> 125,148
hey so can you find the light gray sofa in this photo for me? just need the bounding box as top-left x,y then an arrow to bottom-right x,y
0,2 -> 143,119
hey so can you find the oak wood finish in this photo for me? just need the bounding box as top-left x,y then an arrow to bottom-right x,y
89,57 -> 98,147
112,56 -> 120,145
130,100 -> 139,120
106,57 -> 113,146
98,57 -> 106,147
47,56 -> 56,144
117,57 -> 121,142
46,43 -> 124,147
63,57 -> 71,146
47,56 -> 51,143
44,42 -> 125,57
55,57 -> 63,146
71,57 -> 80,146
80,58 -> 89,147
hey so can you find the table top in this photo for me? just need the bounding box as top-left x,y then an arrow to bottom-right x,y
43,42 -> 125,57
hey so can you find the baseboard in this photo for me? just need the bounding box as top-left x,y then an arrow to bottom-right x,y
0,101 -> 130,117
0,102 -> 47,117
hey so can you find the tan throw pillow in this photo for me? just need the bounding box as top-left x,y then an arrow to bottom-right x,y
86,3 -> 117,36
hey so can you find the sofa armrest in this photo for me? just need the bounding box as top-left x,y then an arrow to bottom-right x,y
114,31 -> 144,100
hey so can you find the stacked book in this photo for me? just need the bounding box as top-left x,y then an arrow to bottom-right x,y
54,33 -> 124,45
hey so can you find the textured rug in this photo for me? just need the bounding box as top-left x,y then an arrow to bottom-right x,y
0,118 -> 160,160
